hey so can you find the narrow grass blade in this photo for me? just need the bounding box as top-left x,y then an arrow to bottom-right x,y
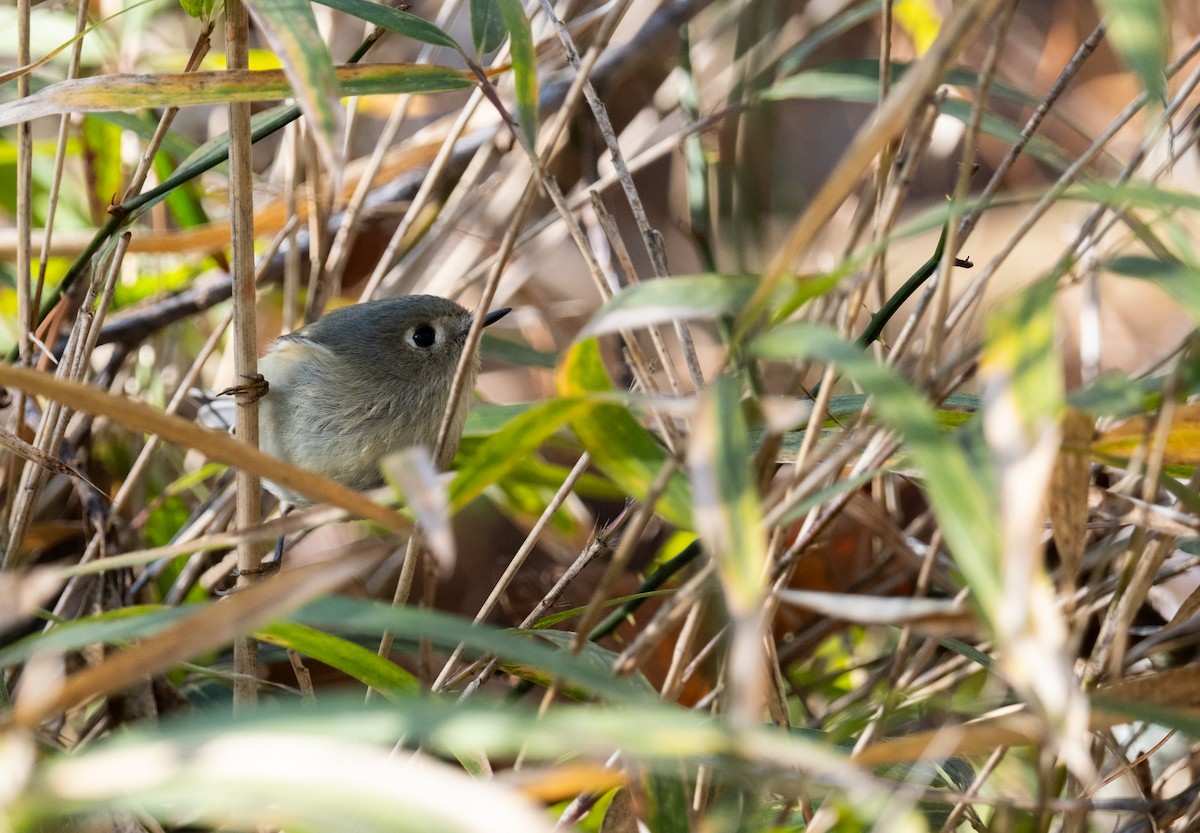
313,0 -> 461,51
1103,254 -> 1200,322
688,373 -> 766,615
496,0 -> 538,149
247,0 -> 343,174
450,397 -> 592,511
255,621 -> 420,697
1095,0 -> 1167,103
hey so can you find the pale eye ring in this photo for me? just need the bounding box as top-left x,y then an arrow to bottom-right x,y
411,324 -> 437,348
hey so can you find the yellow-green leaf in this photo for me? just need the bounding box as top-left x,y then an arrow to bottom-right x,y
689,374 -> 767,615
450,397 -> 592,511
179,0 -> 221,21
557,339 -> 692,529
256,621 -> 419,698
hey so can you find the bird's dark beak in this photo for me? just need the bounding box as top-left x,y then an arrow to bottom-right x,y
483,307 -> 512,327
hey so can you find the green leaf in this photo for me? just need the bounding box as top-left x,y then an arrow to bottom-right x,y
152,150 -> 209,229
1094,695 -> 1200,739
91,111 -> 199,160
462,402 -> 532,436
155,102 -> 302,203
481,332 -> 558,368
0,605 -> 190,669
246,0 -> 343,173
312,0 -> 460,51
1095,0 -> 1167,103
582,275 -> 760,336
16,696 -> 853,833
531,591 -> 673,629
256,621 -> 420,697
295,596 -> 653,703
1078,178 -> 1200,214
779,3 -> 881,75
507,629 -> 657,699
179,0 -> 220,20
752,325 -> 1001,621
450,397 -> 592,511
81,116 -> 123,213
688,374 -> 767,614
1103,255 -> 1200,322
469,0 -> 507,55
573,402 -> 693,530
774,271 -> 841,321
1068,370 -> 1160,417
823,392 -> 981,425
557,339 -> 693,529
487,454 -> 624,505
644,770 -> 693,833
495,0 -> 538,150
21,701 -> 563,832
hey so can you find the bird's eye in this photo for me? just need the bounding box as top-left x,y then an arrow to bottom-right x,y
411,325 -> 437,348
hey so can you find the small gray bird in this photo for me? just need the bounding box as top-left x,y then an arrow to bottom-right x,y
222,295 -> 510,506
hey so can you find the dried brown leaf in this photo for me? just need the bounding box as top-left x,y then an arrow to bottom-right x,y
1050,407 -> 1094,581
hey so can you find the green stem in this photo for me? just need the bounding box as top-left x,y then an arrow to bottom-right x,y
808,223 -> 970,400
854,222 -> 970,350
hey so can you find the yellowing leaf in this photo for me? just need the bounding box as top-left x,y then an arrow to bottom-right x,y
1094,402 -> 1200,466
0,64 -> 474,127
894,0 -> 942,55
689,374 -> 766,615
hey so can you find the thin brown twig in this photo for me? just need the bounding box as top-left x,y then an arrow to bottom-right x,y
744,0 -> 1009,330
431,452 -> 593,692
456,510 -> 629,701
925,0 -> 1016,375
327,0 -> 472,300
536,0 -> 706,391
943,33 -> 1200,340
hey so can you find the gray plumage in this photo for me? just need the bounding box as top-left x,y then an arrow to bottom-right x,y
256,295 -> 502,505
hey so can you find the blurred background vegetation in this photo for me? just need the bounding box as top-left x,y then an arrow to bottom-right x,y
4,0 -> 1200,830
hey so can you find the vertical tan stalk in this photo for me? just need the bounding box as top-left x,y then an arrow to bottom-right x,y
13,0 -> 31,365
225,0 -> 262,711
3,0 -> 34,559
